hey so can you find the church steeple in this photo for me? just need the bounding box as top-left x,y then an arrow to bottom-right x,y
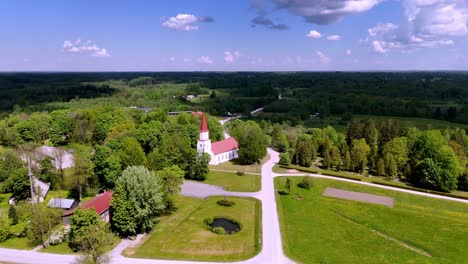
198,113 -> 211,154
200,113 -> 209,132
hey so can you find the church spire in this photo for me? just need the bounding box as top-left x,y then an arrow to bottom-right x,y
200,113 -> 209,132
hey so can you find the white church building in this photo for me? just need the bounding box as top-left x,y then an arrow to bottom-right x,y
197,113 -> 239,165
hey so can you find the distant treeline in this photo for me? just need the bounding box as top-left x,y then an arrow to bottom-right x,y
1,72 -> 467,124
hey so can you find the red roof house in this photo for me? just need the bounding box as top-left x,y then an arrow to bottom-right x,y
62,191 -> 113,224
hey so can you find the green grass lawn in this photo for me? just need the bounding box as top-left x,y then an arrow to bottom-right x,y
204,171 -> 261,192
41,233 -> 120,254
41,242 -> 76,254
0,237 -> 34,250
275,177 -> 468,264
278,164 -> 468,199
126,195 -> 262,262
208,154 -> 269,174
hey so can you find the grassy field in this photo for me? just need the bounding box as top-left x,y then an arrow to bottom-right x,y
208,154 -> 269,174
277,164 -> 468,199
0,237 -> 34,250
204,171 -> 261,192
275,177 -> 468,264
126,195 -> 262,262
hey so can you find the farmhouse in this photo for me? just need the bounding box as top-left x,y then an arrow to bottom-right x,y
62,191 -> 112,224
197,113 -> 239,165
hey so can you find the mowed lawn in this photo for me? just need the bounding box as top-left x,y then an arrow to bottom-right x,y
275,177 -> 468,264
204,171 -> 261,192
208,154 -> 269,174
127,195 -> 262,262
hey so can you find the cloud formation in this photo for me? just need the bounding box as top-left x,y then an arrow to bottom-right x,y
224,51 -> 241,63
316,51 -> 331,63
327,35 -> 341,40
251,16 -> 288,30
306,30 -> 321,39
367,0 -> 467,53
252,0 -> 382,24
162,14 -> 214,31
197,56 -> 214,64
63,38 -> 110,57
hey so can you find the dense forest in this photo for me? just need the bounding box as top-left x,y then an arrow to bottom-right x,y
1,72 -> 467,124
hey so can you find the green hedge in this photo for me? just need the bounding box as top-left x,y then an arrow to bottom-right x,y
370,181 -> 468,200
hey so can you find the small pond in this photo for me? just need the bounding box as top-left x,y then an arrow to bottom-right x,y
212,217 -> 241,234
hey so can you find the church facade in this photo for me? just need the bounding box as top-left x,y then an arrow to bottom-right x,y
197,113 -> 239,165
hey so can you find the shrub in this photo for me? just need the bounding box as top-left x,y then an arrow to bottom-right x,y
216,200 -> 236,207
212,227 -> 226,235
0,218 -> 10,243
203,217 -> 213,229
279,153 -> 291,166
236,171 -> 245,176
8,205 -> 18,225
298,177 -> 311,190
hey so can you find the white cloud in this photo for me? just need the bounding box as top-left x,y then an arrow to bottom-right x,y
326,35 -> 341,40
307,30 -> 321,39
316,51 -> 331,63
346,49 -> 352,55
162,14 -> 214,31
197,56 -> 214,64
224,51 -> 241,63
92,48 -> 110,57
252,0 -> 383,24
368,23 -> 398,36
366,0 -> 467,53
63,38 -> 110,57
372,41 -> 389,53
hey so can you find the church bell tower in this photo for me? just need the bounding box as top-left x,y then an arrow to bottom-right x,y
197,113 -> 212,155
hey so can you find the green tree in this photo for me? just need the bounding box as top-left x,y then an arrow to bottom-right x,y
157,165 -> 185,208
385,153 -> 398,178
0,218 -> 10,243
8,205 -> 18,225
377,158 -> 386,176
119,137 -> 147,168
187,152 -> 210,181
345,120 -> 363,146
50,110 -> 75,146
28,204 -> 62,248
285,178 -> 291,193
110,166 -> 166,236
410,130 -> 461,191
279,153 -> 291,166
295,134 -> 316,167
350,139 -> 370,172
69,208 -> 112,264
73,144 -> 94,201
383,137 -> 409,172
230,121 -> 269,164
342,150 -> 351,171
92,145 -> 122,189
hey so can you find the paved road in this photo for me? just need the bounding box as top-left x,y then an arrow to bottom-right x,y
2,148 -> 467,263
181,181 -> 260,199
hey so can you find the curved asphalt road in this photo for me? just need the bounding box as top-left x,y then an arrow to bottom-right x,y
1,149 -> 467,263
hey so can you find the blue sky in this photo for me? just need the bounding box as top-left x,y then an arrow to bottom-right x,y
1,0 -> 467,71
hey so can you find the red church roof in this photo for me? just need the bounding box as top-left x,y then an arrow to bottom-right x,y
200,113 -> 209,132
81,191 -> 113,215
212,137 -> 239,155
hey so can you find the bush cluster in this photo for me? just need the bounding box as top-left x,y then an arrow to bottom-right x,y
216,200 -> 236,207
